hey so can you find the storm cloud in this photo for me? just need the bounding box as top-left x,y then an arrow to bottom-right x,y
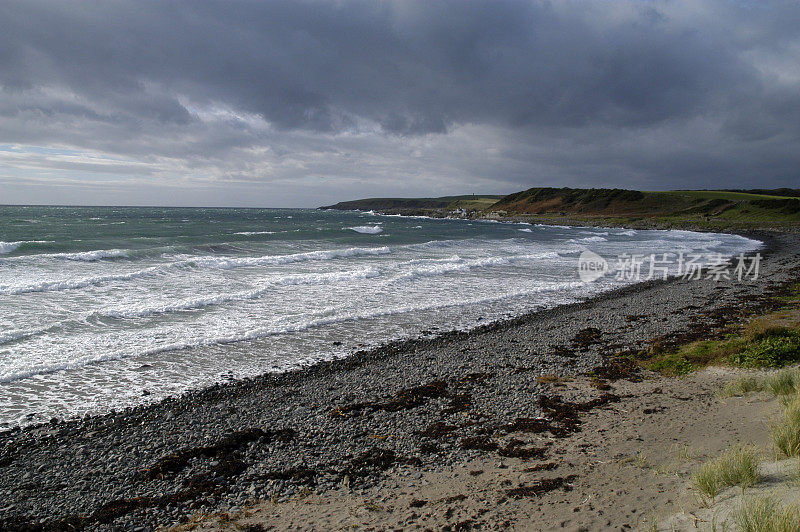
1,0 -> 798,206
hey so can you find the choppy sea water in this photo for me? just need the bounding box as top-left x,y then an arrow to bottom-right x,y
0,206 -> 761,428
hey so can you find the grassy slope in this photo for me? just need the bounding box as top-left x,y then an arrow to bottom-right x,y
649,190 -> 792,201
446,197 -> 502,210
320,195 -> 504,212
492,188 -> 800,229
322,188 -> 800,229
644,282 -> 800,376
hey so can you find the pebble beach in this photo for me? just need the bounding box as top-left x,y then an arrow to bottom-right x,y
1,230 -> 798,531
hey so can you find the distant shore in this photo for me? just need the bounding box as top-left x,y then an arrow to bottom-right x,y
1,228 -> 798,530
320,187 -> 800,232
325,205 -> 800,234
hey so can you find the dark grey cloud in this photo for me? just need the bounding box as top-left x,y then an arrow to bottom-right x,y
0,0 -> 798,206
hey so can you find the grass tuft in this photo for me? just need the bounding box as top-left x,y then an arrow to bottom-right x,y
692,460 -> 724,505
718,447 -> 760,489
772,423 -> 800,458
772,395 -> 800,457
736,496 -> 800,532
762,369 -> 800,397
719,376 -> 762,398
692,447 -> 760,505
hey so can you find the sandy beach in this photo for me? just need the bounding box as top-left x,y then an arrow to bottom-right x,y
1,229 -> 798,531
178,367 -> 782,531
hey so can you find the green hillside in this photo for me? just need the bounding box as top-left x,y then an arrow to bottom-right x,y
320,195 -> 503,213
321,188 -> 800,229
492,188 -> 800,229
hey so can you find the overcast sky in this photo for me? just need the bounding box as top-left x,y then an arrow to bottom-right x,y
1,0 -> 799,207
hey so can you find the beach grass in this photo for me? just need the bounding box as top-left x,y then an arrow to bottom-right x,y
692,447 -> 760,505
772,395 -> 800,457
647,329 -> 800,376
692,461 -> 724,505
644,290 -> 800,376
762,369 -> 800,397
718,375 -> 763,398
735,496 -> 800,532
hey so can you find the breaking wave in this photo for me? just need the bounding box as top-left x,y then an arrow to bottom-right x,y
348,225 -> 383,234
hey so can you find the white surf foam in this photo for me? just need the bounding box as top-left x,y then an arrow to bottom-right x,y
0,246 -> 394,295
5,248 -> 131,261
0,279 -> 587,384
568,236 -> 608,243
138,278 -> 591,358
391,252 -> 559,282
348,225 -> 383,234
400,255 -> 463,265
189,246 -> 391,270
0,328 -> 42,345
0,267 -> 162,296
0,240 -> 51,254
61,249 -> 130,261
0,242 -> 23,254
97,267 -> 382,320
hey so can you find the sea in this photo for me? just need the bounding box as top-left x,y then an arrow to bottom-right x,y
0,206 -> 761,429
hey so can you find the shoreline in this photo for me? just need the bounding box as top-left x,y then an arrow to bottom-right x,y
320,203 -> 800,234
181,366 -> 788,531
0,227 -> 796,531
0,221 -> 772,436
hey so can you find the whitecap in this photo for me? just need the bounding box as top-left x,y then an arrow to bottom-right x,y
0,328 -> 42,345
567,236 -> 608,243
97,267 -> 382,320
348,225 -> 383,234
0,246 -> 393,295
0,240 -> 51,254
9,248 -> 131,261
0,278 -> 588,384
190,246 -> 391,270
0,267 -> 161,296
59,249 -> 129,261
391,252 -> 558,283
0,242 -> 23,254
